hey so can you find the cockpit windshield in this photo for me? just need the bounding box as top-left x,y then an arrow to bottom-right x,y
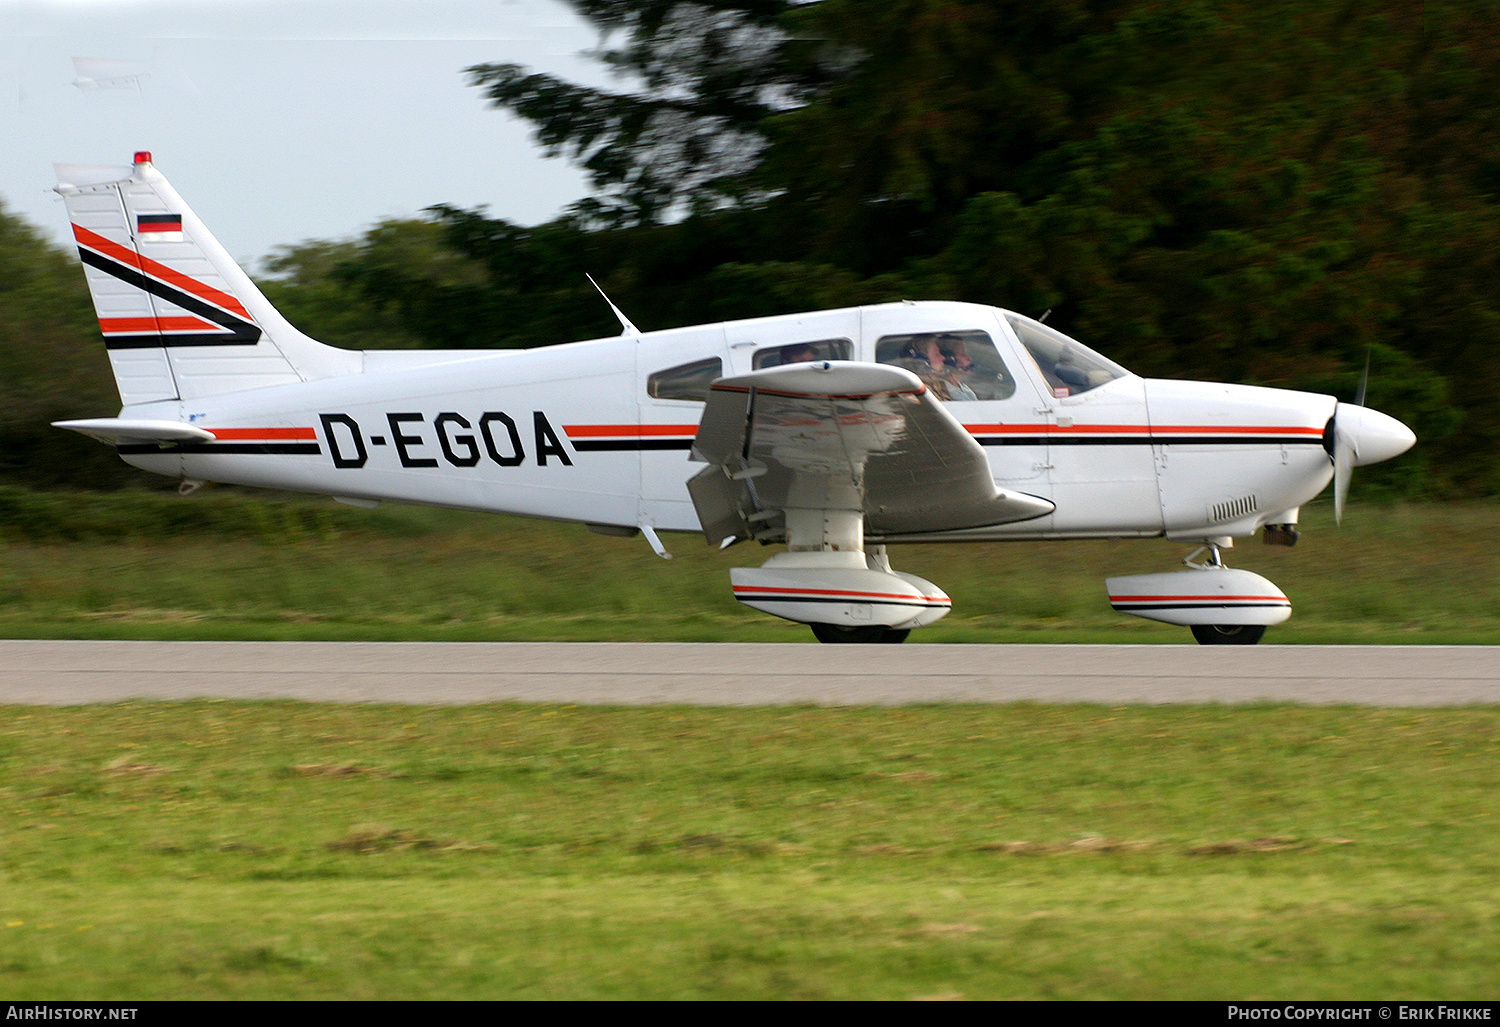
1004,314 -> 1129,397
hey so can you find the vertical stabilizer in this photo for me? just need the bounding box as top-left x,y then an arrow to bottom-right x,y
55,152 -> 359,406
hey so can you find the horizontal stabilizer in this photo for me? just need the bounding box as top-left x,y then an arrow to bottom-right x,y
53,418 -> 216,446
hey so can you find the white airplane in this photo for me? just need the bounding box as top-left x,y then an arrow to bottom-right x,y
51,153 -> 1416,644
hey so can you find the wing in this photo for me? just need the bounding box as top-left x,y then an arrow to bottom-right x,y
687,361 -> 1054,545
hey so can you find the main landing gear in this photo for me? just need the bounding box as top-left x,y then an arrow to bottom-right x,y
728,507 -> 950,644
810,624 -> 911,644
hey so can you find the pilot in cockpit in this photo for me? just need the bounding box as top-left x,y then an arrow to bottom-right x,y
890,335 -> 970,401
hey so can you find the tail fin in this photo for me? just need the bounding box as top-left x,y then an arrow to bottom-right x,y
54,152 -> 359,407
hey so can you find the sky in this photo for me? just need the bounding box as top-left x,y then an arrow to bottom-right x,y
1,0 -> 611,269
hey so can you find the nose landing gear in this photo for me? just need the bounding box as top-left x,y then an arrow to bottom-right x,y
1180,543 -> 1272,645
1190,623 -> 1268,645
1105,540 -> 1291,645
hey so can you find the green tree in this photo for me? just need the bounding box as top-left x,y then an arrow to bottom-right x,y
464,0 -> 1484,492
0,199 -> 147,489
466,1 -> 828,224
256,219 -> 482,350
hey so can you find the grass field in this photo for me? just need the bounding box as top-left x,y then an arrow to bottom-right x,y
2,487 -> 1499,642
0,701 -> 1496,999
2,490 -> 1497,998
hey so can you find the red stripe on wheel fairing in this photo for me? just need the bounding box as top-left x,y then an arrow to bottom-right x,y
1109,593 -> 1288,603
734,585 -> 949,605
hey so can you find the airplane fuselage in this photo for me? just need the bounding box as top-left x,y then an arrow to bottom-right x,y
116,300 -> 1336,545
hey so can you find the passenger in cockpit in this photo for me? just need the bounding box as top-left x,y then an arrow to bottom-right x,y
891,336 -> 954,400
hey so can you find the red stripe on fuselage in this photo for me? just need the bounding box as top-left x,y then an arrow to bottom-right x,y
209,427 -> 318,441
561,422 -> 1317,444
963,423 -> 1323,437
563,424 -> 699,438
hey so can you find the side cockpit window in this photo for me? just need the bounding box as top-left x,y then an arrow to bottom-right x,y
1004,314 -> 1127,397
647,356 -> 722,402
752,338 -> 852,369
875,330 -> 1016,401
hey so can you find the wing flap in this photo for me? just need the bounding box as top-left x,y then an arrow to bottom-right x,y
687,361 -> 1053,544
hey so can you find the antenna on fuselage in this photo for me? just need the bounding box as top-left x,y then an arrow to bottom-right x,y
586,274 -> 640,337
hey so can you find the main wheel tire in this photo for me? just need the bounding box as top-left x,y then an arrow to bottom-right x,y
1190,624 -> 1267,646
810,624 -> 910,644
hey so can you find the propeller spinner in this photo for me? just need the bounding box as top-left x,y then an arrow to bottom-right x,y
1327,402 -> 1417,522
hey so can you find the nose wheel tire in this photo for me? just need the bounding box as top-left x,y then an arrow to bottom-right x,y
811,624 -> 911,644
1190,624 -> 1266,646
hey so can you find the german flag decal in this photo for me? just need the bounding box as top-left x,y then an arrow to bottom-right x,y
137,214 -> 183,233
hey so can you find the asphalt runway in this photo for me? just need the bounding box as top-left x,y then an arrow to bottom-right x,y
0,640 -> 1495,706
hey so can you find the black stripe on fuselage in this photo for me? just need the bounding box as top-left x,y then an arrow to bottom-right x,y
78,248 -> 262,349
571,439 -> 695,451
975,436 -> 1322,446
117,443 -> 322,455
575,436 -> 1313,452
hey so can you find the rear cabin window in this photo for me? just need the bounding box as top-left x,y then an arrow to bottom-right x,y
1004,314 -> 1127,397
874,330 -> 1016,402
647,356 -> 722,402
752,338 -> 852,369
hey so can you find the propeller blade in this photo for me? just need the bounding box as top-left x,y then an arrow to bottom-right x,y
1333,420 -> 1355,525
1335,354 -> 1371,526
1344,356 -> 1368,524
